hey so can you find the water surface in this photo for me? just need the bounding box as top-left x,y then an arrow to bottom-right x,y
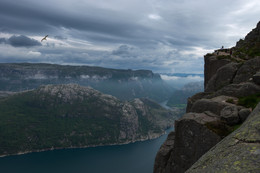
0,128 -> 173,173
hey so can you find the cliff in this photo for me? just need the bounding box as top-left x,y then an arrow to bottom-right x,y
154,21 -> 260,172
0,84 -> 177,157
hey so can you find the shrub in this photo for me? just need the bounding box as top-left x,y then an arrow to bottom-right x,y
238,93 -> 260,109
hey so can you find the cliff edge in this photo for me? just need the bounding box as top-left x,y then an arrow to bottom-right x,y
154,21 -> 260,173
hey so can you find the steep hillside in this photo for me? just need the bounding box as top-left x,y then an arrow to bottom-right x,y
0,84 -> 177,157
154,21 -> 260,173
0,63 -> 172,102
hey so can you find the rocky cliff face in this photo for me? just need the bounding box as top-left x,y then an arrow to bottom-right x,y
154,21 -> 260,173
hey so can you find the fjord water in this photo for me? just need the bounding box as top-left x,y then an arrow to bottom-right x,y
0,128 -> 173,173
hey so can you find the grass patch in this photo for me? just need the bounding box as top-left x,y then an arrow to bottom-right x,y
238,93 -> 260,109
226,98 -> 235,104
205,121 -> 232,138
205,121 -> 242,138
216,55 -> 244,63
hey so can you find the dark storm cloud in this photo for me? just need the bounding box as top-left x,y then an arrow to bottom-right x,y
8,35 -> 41,47
0,0 -> 260,73
0,0 -> 149,43
0,35 -> 41,47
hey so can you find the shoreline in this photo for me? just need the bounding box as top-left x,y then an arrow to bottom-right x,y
0,129 -> 172,158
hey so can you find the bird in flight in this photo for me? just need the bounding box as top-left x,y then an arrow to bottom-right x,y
41,35 -> 48,42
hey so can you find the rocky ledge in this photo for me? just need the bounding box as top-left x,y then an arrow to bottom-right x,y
154,21 -> 260,172
187,102 -> 260,172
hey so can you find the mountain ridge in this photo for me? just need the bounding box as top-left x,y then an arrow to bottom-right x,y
0,63 -> 171,102
0,83 -> 178,157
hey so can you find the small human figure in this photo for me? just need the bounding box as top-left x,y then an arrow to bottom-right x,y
221,46 -> 224,49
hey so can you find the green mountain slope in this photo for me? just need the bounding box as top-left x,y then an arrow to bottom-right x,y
0,84 -> 176,156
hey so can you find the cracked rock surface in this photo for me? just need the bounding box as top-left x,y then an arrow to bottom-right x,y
186,103 -> 260,173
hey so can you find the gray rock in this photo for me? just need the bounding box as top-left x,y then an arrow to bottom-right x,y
253,71 -> 260,85
238,108 -> 251,122
186,103 -> 260,173
204,55 -> 231,88
161,112 -> 222,173
189,96 -> 234,116
205,62 -> 239,92
215,82 -> 260,98
186,92 -> 213,113
154,131 -> 175,173
220,106 -> 240,125
233,57 -> 260,83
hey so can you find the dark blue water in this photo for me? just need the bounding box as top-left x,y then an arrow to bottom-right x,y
0,128 -> 173,173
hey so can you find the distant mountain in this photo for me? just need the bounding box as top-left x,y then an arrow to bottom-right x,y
160,73 -> 204,78
0,84 -> 177,156
166,81 -> 204,107
0,63 -> 172,102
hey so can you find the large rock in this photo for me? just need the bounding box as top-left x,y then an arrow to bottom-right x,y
189,96 -> 235,116
253,71 -> 260,85
233,57 -> 260,83
154,131 -> 175,173
204,55 -> 231,89
154,113 -> 222,173
238,108 -> 251,122
186,92 -> 212,113
215,82 -> 260,98
186,103 -> 260,173
220,106 -> 240,125
205,62 -> 239,92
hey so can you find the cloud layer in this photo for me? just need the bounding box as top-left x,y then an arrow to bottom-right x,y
0,35 -> 41,47
0,0 -> 260,73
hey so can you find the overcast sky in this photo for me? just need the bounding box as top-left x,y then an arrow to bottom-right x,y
0,0 -> 259,73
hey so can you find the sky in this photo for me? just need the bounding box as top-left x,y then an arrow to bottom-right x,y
0,0 -> 259,74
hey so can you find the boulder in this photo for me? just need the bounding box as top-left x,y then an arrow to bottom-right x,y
253,71 -> 260,85
153,131 -> 175,173
186,103 -> 260,173
215,82 -> 260,98
189,96 -> 234,116
233,57 -> 260,83
220,106 -> 240,125
238,108 -> 251,122
161,112 -> 222,173
186,92 -> 213,113
205,62 -> 239,92
204,55 -> 231,88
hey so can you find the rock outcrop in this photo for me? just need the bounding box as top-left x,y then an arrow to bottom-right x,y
154,21 -> 260,173
187,103 -> 260,173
